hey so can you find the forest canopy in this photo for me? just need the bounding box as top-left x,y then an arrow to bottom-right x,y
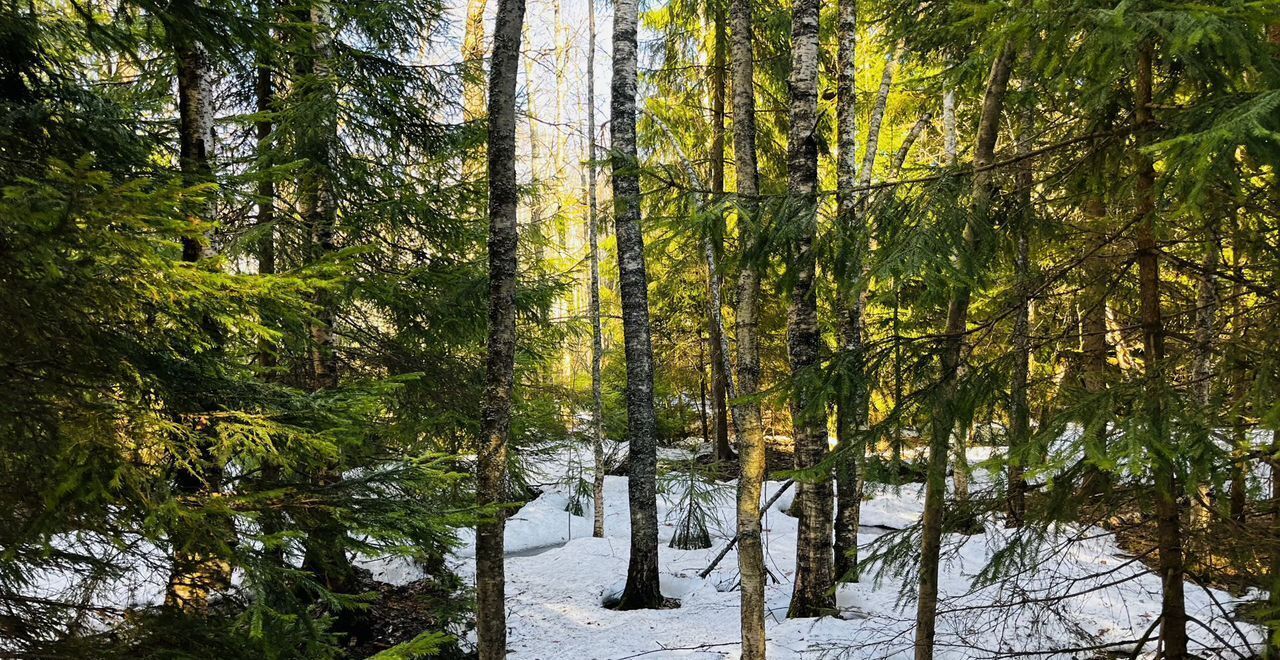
1,0 -> 1279,657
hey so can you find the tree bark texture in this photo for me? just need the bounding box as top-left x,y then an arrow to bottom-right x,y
612,0 -> 663,610
476,0 -> 525,654
729,0 -> 766,649
832,0 -> 863,584
785,0 -> 834,619
1134,42 -> 1188,660
586,0 -> 606,540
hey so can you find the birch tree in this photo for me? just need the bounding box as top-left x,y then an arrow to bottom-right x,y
784,0 -> 835,619
586,0 -> 606,539
729,0 -> 768,645
832,0 -> 862,584
612,0 -> 663,610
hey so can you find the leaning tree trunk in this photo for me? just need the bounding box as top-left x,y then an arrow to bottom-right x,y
728,0 -> 767,646
785,0 -> 834,619
476,0 -> 524,656
832,0 -> 863,584
1134,42 -> 1188,660
705,3 -> 734,464
165,9 -> 229,611
611,0 -> 663,610
914,45 -> 1014,660
585,0 -> 606,540
856,49 -> 895,190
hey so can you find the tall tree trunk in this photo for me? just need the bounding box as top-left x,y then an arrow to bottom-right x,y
462,0 -> 489,123
705,3 -> 733,463
586,0 -> 606,540
253,3 -> 286,574
523,24 -> 544,261
728,0 -> 767,647
1134,42 -> 1188,660
1189,218 -> 1221,529
914,45 -> 1014,660
1227,216 -> 1248,526
1007,100 -> 1032,528
165,10 -> 227,610
611,0 -> 663,610
832,0 -> 863,584
476,0 -> 525,655
785,0 -> 834,619
1078,196 -> 1112,498
1269,427 -> 1280,658
291,4 -> 357,599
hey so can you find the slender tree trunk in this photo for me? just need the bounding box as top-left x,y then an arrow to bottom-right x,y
942,90 -> 957,166
1270,428 -> 1280,658
1227,219 -> 1248,526
1077,196 -> 1112,498
1134,42 -> 1188,660
1190,219 -> 1220,530
785,0 -> 834,619
255,23 -> 275,282
888,114 -> 931,178
174,27 -> 216,263
523,28 -> 545,261
729,0 -> 766,647
291,4 -> 358,600
476,0 -> 524,655
585,0 -> 605,540
856,50 -> 895,190
462,0 -> 489,123
1007,101 -> 1033,528
253,4 -> 286,574
705,4 -> 733,463
952,421 -> 971,507
729,30 -> 769,660
611,0 -> 662,610
832,0 -> 863,584
165,11 -> 227,610
914,45 -> 1014,660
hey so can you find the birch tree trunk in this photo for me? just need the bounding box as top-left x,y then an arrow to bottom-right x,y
476,0 -> 525,654
914,45 -> 1014,660
585,0 -> 606,540
729,0 -> 767,646
785,0 -> 834,618
832,0 -> 863,584
611,0 -> 663,610
942,90 -> 957,165
856,50 -> 895,190
1135,42 -> 1188,660
165,7 -> 227,610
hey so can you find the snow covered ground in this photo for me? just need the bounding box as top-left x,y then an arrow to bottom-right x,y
369,442 -> 1265,659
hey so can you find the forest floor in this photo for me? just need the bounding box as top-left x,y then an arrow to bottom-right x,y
365,439 -> 1267,659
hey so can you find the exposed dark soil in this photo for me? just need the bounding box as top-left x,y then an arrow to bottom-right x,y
342,574 -> 469,660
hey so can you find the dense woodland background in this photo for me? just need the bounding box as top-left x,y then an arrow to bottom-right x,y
2,0 -> 1280,657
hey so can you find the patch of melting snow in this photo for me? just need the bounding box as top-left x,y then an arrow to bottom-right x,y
408,442 -> 1265,660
